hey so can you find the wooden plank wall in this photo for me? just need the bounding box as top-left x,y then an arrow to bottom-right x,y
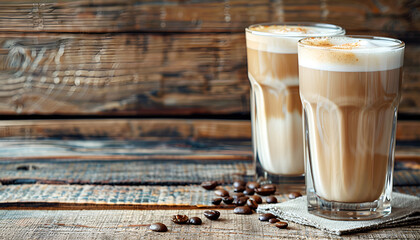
0,119 -> 418,161
0,0 -> 418,116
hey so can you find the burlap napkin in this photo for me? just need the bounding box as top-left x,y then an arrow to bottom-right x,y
257,192 -> 420,235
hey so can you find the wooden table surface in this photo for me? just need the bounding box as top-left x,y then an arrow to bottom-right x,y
0,119 -> 419,239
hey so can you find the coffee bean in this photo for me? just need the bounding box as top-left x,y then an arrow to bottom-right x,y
222,196 -> 234,204
275,221 -> 288,229
233,180 -> 246,188
262,184 -> 277,191
269,218 -> 280,223
214,189 -> 229,197
188,217 -> 202,225
243,188 -> 255,195
255,187 -> 275,196
149,223 -> 168,232
288,192 -> 302,199
204,210 -> 220,220
212,198 -> 222,205
171,215 -> 189,224
233,206 -> 252,215
259,185 -> 276,195
259,213 -> 276,221
233,196 -> 248,206
250,195 -> 263,204
232,193 -> 245,199
266,196 -> 278,204
246,181 -> 260,190
234,186 -> 246,192
201,181 -> 218,190
246,199 -> 258,210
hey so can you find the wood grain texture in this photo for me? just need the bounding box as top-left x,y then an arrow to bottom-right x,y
0,184 -> 303,209
0,184 -> 417,210
0,33 -> 248,115
0,139 -> 252,161
0,209 -> 418,239
0,160 -> 251,184
0,32 -> 418,116
0,138 -> 416,162
0,0 -> 417,35
0,184 -> 236,209
0,159 -> 417,186
0,119 -> 418,162
0,118 -> 418,141
0,119 -> 253,140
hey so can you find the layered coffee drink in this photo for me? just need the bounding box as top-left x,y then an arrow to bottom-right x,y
299,36 -> 404,219
245,23 -> 344,183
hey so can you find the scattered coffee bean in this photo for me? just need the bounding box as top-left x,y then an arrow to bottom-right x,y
233,196 -> 248,206
266,196 -> 278,204
149,223 -> 168,232
243,188 -> 255,195
233,206 -> 252,215
288,192 -> 302,199
204,210 -> 220,220
255,187 -> 275,196
234,186 -> 246,192
212,198 -> 222,205
232,192 -> 245,199
259,213 -> 276,221
275,221 -> 288,229
246,199 -> 258,210
188,217 -> 202,225
246,181 -> 260,190
262,184 -> 276,191
214,189 -> 230,197
201,181 -> 218,190
269,218 -> 280,224
250,195 -> 263,204
222,196 -> 234,204
171,215 -> 189,224
233,180 -> 246,188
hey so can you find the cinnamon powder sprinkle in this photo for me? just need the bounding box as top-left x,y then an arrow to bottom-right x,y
251,25 -> 309,34
303,37 -> 361,50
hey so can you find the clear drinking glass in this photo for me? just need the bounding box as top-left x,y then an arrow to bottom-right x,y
298,36 -> 405,220
245,23 -> 345,188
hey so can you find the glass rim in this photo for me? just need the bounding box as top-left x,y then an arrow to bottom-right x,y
245,22 -> 345,38
297,35 -> 405,51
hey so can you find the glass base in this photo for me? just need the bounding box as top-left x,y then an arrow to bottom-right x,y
307,191 -> 391,220
255,158 -> 305,194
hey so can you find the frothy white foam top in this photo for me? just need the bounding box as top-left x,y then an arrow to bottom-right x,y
246,25 -> 344,54
298,37 -> 404,72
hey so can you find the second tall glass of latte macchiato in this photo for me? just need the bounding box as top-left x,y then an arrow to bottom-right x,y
299,36 -> 405,220
245,23 -> 344,187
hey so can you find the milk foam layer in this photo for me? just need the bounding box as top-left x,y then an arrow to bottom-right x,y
246,25 -> 344,53
299,36 -> 404,72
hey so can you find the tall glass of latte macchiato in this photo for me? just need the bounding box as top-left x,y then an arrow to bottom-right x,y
245,23 -> 345,189
298,36 -> 405,220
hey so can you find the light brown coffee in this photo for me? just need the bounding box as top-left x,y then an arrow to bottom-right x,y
300,66 -> 402,203
247,48 -> 303,175
247,49 -> 301,117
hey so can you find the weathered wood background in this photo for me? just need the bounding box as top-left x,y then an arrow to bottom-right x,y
0,2 -> 419,238
0,0 -> 418,116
